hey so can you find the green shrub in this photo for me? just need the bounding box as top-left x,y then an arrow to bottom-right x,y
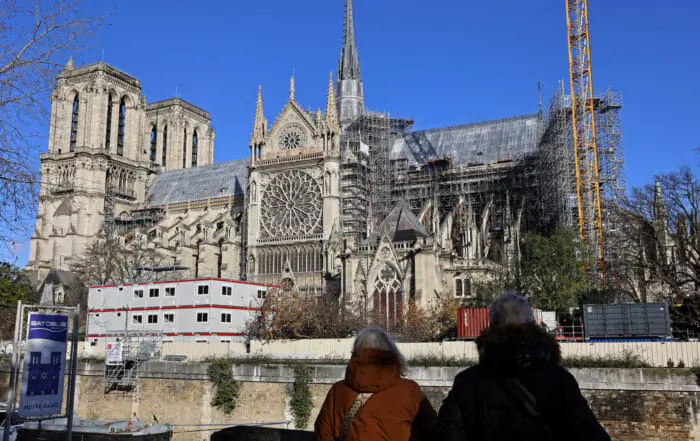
289,364 -> 312,429
207,358 -> 240,414
408,355 -> 475,367
562,350 -> 651,368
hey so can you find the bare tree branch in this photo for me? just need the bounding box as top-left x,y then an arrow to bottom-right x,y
0,0 -> 105,249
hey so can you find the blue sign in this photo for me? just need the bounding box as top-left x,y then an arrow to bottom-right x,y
19,313 -> 69,418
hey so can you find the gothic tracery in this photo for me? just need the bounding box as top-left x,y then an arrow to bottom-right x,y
260,170 -> 322,238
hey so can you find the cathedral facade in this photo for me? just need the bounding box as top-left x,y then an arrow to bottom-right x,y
28,0 -> 557,330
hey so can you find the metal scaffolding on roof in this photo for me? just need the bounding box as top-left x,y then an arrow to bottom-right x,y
340,111 -> 414,241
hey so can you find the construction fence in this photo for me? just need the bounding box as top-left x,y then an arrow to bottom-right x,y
49,339 -> 700,368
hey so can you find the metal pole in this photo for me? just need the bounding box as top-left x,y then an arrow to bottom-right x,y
341,239 -> 347,308
65,308 -> 80,441
3,301 -> 22,441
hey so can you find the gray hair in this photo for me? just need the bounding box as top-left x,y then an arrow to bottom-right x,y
352,327 -> 407,375
489,293 -> 535,327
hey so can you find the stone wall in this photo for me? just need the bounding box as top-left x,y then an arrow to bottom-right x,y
2,362 -> 699,441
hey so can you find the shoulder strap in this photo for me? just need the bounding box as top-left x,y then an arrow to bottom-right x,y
339,392 -> 373,441
501,378 -> 554,438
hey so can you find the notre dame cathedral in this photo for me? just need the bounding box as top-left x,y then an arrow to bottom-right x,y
27,0 -> 624,329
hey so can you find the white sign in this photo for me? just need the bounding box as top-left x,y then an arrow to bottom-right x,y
105,340 -> 124,365
19,313 -> 69,418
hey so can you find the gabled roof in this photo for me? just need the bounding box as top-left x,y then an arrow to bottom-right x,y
145,159 -> 249,207
373,202 -> 430,242
391,114 -> 542,166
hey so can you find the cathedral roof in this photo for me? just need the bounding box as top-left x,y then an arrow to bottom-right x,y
373,201 -> 430,242
390,114 -> 542,166
145,159 -> 249,207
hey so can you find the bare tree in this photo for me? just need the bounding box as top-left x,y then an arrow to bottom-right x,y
612,165 -> 700,302
71,237 -> 164,286
0,0 -> 103,248
246,289 -> 362,340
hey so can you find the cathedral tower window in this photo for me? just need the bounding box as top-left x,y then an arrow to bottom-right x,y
162,125 -> 168,168
182,128 -> 187,169
192,130 -> 198,167
455,279 -> 463,297
149,126 -> 157,162
117,98 -> 126,156
105,94 -> 112,150
70,95 -> 79,152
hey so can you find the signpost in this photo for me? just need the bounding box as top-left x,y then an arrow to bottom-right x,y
18,312 -> 69,418
2,304 -> 79,441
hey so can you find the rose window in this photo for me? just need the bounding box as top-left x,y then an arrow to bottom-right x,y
278,124 -> 307,149
375,264 -> 402,292
261,170 -> 322,238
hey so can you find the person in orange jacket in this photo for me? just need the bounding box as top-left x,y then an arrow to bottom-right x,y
314,327 -> 437,441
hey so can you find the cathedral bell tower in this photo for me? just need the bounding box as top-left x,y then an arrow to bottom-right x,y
27,61 -> 152,280
245,76 -> 342,295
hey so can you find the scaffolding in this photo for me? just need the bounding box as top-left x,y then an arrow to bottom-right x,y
103,331 -> 163,394
341,112 -> 414,241
537,86 -> 625,281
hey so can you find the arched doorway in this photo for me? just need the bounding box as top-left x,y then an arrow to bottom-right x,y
372,264 -> 403,331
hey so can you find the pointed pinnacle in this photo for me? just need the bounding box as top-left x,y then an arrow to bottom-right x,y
290,76 -> 295,102
65,56 -> 74,70
325,72 -> 339,129
250,85 -> 266,146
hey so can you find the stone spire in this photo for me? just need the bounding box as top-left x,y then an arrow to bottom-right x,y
338,0 -> 360,80
64,56 -> 74,71
250,85 -> 266,146
325,72 -> 339,130
290,76 -> 295,102
336,0 -> 364,126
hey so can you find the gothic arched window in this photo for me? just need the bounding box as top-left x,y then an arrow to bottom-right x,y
192,130 -> 198,167
149,126 -> 157,162
117,98 -> 126,156
373,264 -> 403,331
455,279 -> 463,297
105,94 -> 113,150
70,95 -> 79,151
182,128 -> 187,169
162,125 -> 168,168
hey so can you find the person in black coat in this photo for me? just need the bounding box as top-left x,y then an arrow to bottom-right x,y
437,293 -> 610,441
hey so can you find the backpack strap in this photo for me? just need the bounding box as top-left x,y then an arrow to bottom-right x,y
339,392 -> 373,441
500,378 -> 554,438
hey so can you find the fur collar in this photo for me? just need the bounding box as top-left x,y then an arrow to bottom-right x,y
476,324 -> 561,372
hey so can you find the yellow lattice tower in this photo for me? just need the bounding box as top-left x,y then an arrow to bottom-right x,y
565,0 -> 606,287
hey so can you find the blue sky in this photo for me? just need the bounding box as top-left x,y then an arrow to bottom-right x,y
7,0 -> 699,265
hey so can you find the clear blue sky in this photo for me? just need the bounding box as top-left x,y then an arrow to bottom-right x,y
7,0 -> 700,265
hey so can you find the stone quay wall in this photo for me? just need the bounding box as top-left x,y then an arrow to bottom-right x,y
2,362 -> 699,441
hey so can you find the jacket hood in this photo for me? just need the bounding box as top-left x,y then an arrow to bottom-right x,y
344,348 -> 400,393
476,323 -> 561,375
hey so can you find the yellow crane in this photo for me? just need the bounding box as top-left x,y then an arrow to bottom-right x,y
565,0 -> 606,287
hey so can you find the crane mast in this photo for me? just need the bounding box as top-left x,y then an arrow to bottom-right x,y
565,0 -> 606,287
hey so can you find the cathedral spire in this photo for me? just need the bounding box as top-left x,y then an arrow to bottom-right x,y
290,76 -> 295,102
338,0 -> 361,80
250,85 -> 266,146
336,0 -> 365,126
326,72 -> 339,130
